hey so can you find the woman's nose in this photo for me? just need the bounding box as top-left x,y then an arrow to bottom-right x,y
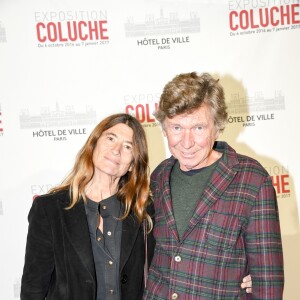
112,143 -> 121,155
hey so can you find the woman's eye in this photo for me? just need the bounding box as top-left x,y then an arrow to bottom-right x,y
124,144 -> 132,151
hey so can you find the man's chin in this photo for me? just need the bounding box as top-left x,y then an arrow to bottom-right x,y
179,161 -> 197,172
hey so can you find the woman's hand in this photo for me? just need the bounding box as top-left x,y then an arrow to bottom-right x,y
241,274 -> 252,293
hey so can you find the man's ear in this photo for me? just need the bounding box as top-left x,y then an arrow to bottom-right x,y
214,128 -> 220,140
162,123 -> 167,137
162,128 -> 167,137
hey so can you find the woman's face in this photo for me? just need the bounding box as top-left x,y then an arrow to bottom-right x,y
92,123 -> 134,180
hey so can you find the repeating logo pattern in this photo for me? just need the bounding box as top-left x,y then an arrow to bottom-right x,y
124,93 -> 159,127
0,200 -> 3,215
0,104 -> 3,136
228,2 -> 300,36
227,91 -> 285,127
19,104 -> 96,141
125,9 -> 200,50
35,10 -> 109,47
0,21 -> 7,43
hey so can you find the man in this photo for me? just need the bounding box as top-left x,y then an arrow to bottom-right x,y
144,72 -> 284,299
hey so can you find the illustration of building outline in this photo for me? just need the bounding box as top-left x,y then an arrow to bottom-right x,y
125,9 -> 200,37
19,103 -> 97,128
227,91 -> 285,114
0,21 -> 7,43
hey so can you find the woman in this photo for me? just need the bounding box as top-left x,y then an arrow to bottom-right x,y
21,113 -> 155,300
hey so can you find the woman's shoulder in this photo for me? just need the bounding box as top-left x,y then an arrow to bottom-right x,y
33,188 -> 70,207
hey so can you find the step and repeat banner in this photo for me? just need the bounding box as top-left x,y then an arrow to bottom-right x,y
0,0 -> 299,299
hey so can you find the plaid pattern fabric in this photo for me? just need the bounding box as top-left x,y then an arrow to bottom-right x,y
144,142 -> 284,300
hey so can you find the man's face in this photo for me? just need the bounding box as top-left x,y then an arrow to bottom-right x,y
162,104 -> 219,171
92,123 -> 134,180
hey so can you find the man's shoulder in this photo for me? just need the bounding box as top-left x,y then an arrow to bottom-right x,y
151,157 -> 175,177
218,141 -> 269,177
234,152 -> 269,177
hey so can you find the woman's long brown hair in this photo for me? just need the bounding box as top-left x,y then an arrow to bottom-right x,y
49,113 -> 152,228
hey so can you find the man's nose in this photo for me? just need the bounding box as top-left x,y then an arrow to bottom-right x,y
181,130 -> 194,149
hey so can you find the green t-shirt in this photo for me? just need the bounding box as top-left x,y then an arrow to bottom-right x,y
170,159 -> 219,239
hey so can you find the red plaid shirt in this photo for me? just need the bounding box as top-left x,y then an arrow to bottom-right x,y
144,142 -> 284,300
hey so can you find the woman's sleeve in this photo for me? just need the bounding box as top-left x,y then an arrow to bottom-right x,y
21,197 -> 55,300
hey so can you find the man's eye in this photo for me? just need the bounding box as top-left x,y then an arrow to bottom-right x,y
194,126 -> 204,135
172,126 -> 181,131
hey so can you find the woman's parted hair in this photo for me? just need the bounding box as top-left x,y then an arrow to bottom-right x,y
155,72 -> 228,133
50,113 -> 151,225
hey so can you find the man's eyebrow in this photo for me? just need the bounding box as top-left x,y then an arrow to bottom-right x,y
193,123 -> 206,126
168,122 -> 207,126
